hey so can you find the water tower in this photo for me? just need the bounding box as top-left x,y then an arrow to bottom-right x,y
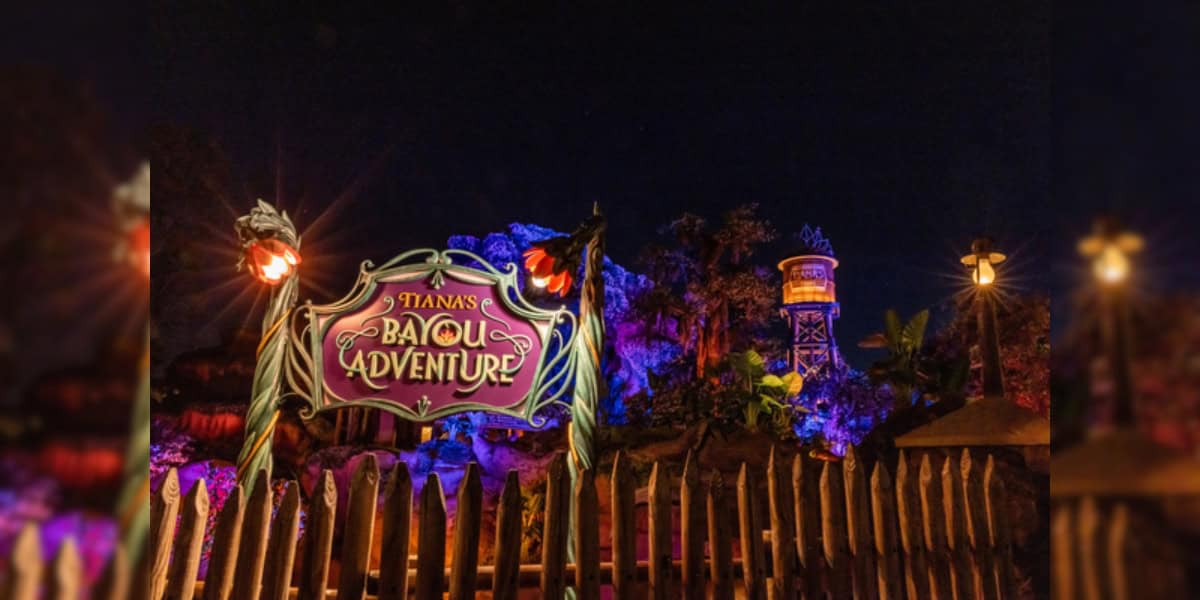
778,224 -> 842,377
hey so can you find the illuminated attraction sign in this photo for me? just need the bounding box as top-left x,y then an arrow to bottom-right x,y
301,249 -> 577,425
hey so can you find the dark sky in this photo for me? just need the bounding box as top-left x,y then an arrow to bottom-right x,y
149,3 -> 1054,368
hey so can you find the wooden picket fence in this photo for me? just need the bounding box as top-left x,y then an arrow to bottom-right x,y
1051,497 -> 1190,600
3,445 -> 1019,599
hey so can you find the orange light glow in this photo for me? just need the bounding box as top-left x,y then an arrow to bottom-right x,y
522,245 -> 573,297
128,218 -> 151,278
246,238 -> 301,285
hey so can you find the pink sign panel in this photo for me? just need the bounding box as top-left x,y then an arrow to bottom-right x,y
319,276 -> 545,418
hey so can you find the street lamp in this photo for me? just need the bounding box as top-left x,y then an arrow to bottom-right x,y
234,200 -> 302,489
1078,216 -> 1142,427
962,237 -> 1006,401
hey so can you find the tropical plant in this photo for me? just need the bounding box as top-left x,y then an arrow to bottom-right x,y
727,349 -> 805,431
859,308 -> 930,406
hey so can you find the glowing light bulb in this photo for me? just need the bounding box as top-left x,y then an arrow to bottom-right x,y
532,276 -> 548,288
972,258 -> 995,286
1094,244 -> 1130,283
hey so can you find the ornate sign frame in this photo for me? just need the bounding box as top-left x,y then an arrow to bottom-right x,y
283,248 -> 579,428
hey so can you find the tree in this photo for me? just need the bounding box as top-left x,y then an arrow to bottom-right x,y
632,204 -> 779,379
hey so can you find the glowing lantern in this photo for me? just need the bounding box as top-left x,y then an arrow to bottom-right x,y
961,238 -> 1006,287
245,238 -> 301,284
522,240 -> 579,297
1078,217 -> 1142,285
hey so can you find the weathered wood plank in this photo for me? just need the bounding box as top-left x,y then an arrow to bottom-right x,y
894,452 -> 930,600
150,468 -> 182,600
1106,502 -> 1131,600
610,451 -> 638,600
47,536 -> 81,600
960,450 -> 998,600
843,445 -> 877,599
648,461 -> 673,600
768,446 -> 797,600
738,463 -> 767,600
870,461 -> 902,600
379,463 -> 413,600
940,454 -> 972,600
296,471 -> 336,600
5,523 -> 41,600
574,468 -> 601,600
338,455 -> 380,600
1050,503 -> 1074,600
681,450 -> 706,600
918,453 -> 953,600
708,470 -> 735,600
1076,496 -> 1104,600
165,479 -> 210,600
793,454 -> 823,600
491,470 -> 523,600
261,481 -> 300,600
820,460 -> 851,599
96,546 -> 130,600
984,455 -> 1018,600
203,484 -> 245,600
232,470 -> 272,600
540,453 -> 569,599
415,473 -> 447,600
449,462 -> 483,600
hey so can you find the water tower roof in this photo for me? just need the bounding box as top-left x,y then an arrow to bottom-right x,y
787,224 -> 835,258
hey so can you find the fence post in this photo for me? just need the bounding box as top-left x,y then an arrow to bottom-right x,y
449,462 -> 483,600
415,473 -> 447,600
820,460 -> 852,599
4,523 -> 41,600
1051,503 -> 1074,600
492,470 -> 523,600
297,470 -> 336,600
96,546 -> 130,600
793,454 -> 823,600
960,450 -> 998,600
844,445 -> 877,599
47,537 -> 81,600
380,463 -> 413,600
261,482 -> 301,600
164,479 -> 210,600
150,468 -> 182,600
894,452 -> 929,600
941,454 -> 973,600
870,461 -> 902,600
737,463 -> 767,600
1077,496 -> 1105,600
984,455 -> 1018,599
575,468 -> 601,600
339,454 -> 380,600
681,450 -> 706,600
202,484 -> 245,600
610,451 -> 638,600
1106,502 -> 1131,600
918,453 -> 954,600
648,461 -> 674,600
708,470 -> 734,600
541,453 -> 569,599
233,469 -> 272,600
768,446 -> 797,599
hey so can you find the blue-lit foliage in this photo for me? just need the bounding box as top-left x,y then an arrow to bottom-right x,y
448,223 -> 680,424
791,363 -> 895,455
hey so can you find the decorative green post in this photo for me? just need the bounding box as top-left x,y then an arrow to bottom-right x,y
234,200 -> 302,491
112,162 -> 150,566
569,203 -> 606,476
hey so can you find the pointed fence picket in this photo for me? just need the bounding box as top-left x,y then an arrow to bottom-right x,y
4,446 -> 1052,599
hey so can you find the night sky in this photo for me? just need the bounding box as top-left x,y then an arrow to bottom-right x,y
148,4 -> 1056,368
